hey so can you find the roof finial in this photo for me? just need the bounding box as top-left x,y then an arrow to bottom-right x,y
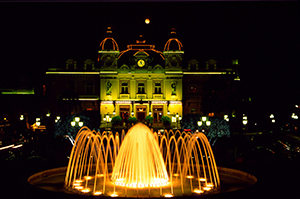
171,28 -> 177,35
106,26 -> 112,34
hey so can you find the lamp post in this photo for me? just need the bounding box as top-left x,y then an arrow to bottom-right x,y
224,114 -> 229,122
36,117 -> 41,127
270,114 -> 275,123
242,114 -> 248,131
178,115 -> 182,129
71,117 -> 84,128
103,113 -> 111,128
292,113 -> 298,120
55,116 -> 60,123
197,116 -> 211,133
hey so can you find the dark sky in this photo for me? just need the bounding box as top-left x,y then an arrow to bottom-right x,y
0,2 -> 299,116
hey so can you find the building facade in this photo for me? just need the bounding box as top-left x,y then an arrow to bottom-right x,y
45,27 -> 240,128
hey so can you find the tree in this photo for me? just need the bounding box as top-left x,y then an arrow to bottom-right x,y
181,114 -> 230,146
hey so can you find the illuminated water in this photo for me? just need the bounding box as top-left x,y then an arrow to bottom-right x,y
64,123 -> 220,197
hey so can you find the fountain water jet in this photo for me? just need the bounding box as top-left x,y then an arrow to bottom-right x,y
63,123 -> 220,197
111,123 -> 169,188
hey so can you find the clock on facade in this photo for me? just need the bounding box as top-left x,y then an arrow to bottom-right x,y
137,59 -> 145,67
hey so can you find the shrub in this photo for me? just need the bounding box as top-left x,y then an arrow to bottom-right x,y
145,115 -> 154,124
128,116 -> 138,124
111,116 -> 122,126
161,116 -> 171,126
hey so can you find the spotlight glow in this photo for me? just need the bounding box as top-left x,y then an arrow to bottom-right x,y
203,187 -> 211,191
93,191 -> 102,195
194,189 -> 203,194
81,188 -> 90,193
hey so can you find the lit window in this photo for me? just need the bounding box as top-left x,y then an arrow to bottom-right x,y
154,83 -> 162,94
138,83 -> 145,94
121,82 -> 129,94
190,86 -> 197,94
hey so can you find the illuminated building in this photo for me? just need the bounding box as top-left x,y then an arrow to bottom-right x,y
98,28 -> 183,125
45,27 -> 239,127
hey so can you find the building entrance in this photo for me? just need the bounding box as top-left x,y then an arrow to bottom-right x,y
136,105 -> 146,122
119,105 -> 130,122
153,105 -> 163,125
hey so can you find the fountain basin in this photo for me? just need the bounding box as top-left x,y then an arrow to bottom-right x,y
28,166 -> 257,197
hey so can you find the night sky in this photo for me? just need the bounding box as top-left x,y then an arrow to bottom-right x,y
0,2 -> 299,119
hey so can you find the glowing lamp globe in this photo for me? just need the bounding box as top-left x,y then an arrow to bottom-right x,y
71,121 -> 76,127
206,121 -> 211,126
197,121 -> 202,126
75,117 -> 80,122
145,18 -> 150,24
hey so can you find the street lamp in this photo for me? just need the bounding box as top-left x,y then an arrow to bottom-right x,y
104,113 -> 111,128
242,114 -> 248,126
55,116 -> 60,123
71,117 -> 83,127
175,113 -> 181,129
224,114 -> 229,122
20,115 -> 24,121
198,116 -> 211,133
270,114 -> 274,119
292,113 -> 298,120
36,118 -> 41,126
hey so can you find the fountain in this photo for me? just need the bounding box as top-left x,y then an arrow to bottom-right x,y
28,123 -> 257,198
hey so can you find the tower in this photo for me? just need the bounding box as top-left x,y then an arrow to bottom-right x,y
163,28 -> 184,71
98,27 -> 119,70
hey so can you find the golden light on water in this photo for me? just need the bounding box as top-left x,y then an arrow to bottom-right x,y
73,183 -> 81,186
81,188 -> 90,193
93,191 -> 102,195
74,186 -> 83,190
64,123 -> 220,197
110,193 -> 118,197
194,189 -> 203,194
